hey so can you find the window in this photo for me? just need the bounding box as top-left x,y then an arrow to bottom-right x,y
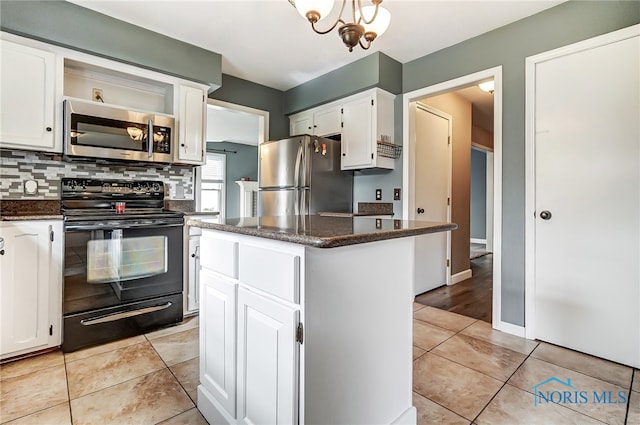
197,153 -> 226,220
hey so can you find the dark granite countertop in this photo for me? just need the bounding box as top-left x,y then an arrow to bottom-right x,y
0,200 -> 62,221
188,215 -> 457,248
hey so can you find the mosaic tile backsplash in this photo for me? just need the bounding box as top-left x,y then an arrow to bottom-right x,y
0,150 -> 194,200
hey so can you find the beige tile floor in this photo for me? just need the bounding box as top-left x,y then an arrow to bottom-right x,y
0,316 -> 206,425
413,303 -> 640,425
2,308 -> 639,424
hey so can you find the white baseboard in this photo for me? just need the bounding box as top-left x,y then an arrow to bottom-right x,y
496,321 -> 527,338
392,406 -> 417,424
449,269 -> 472,285
470,238 -> 487,244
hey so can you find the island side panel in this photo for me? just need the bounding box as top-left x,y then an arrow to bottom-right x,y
303,237 -> 416,425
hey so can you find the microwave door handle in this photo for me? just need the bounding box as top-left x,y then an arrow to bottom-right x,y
147,119 -> 153,158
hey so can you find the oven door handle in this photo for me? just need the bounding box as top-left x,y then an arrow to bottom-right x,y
80,302 -> 172,326
64,221 -> 183,231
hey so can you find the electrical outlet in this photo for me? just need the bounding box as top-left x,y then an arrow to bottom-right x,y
92,88 -> 103,102
375,188 -> 382,200
394,188 -> 401,201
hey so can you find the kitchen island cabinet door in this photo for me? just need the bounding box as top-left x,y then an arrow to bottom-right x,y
237,287 -> 299,425
0,39 -> 58,152
199,269 -> 237,419
0,221 -> 62,360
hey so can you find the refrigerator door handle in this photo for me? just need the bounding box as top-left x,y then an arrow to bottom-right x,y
293,142 -> 303,189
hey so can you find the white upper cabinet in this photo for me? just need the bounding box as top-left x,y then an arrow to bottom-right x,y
0,39 -> 59,152
290,112 -> 313,136
312,104 -> 342,137
289,104 -> 341,137
341,89 -> 395,170
176,85 -> 207,164
289,88 -> 396,170
0,220 -> 63,360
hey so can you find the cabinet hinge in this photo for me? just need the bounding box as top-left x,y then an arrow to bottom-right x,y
50,230 -> 54,242
446,259 -> 450,268
447,197 -> 451,206
49,325 -> 53,336
341,108 -> 343,114
296,323 -> 304,344
371,99 -> 374,106
341,122 -> 343,128
371,153 -> 374,160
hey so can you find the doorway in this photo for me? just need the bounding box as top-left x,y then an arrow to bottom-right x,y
403,66 -> 504,331
196,99 -> 269,217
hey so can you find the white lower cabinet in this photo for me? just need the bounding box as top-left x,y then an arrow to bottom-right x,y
197,229 -> 416,425
198,231 -> 301,425
0,220 -> 63,360
200,269 -> 237,418
237,287 -> 299,425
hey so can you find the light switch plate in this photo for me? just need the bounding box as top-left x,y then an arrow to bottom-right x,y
393,188 -> 401,201
375,189 -> 382,200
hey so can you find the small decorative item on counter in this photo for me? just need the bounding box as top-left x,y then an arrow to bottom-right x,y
115,201 -> 126,214
321,143 -> 327,156
314,140 -> 320,153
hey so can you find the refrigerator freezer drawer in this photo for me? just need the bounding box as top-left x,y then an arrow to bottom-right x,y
258,189 -> 309,216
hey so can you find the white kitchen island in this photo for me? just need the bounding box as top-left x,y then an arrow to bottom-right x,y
188,215 -> 456,425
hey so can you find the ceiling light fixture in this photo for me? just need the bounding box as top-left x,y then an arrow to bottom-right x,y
478,81 -> 495,94
292,0 -> 391,52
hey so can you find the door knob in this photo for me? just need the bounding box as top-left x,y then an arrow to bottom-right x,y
539,210 -> 552,220
417,208 -> 425,214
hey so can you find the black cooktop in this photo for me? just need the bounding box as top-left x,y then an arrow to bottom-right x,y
61,178 -> 182,221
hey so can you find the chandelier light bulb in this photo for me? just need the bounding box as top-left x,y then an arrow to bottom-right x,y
296,0 -> 334,22
356,5 -> 391,37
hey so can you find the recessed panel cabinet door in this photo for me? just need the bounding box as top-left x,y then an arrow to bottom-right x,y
237,287 -> 299,425
341,95 -> 373,169
177,85 -> 206,164
0,222 -> 52,357
199,269 -> 237,417
0,40 -> 56,152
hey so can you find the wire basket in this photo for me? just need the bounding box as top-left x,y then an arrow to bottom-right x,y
377,141 -> 402,159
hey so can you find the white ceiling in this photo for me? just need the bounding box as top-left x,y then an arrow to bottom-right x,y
67,0 -> 564,92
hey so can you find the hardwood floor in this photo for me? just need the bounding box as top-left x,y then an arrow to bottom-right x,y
414,254 -> 493,323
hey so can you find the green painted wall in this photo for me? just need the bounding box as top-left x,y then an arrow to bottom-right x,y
0,0 -> 221,89
402,0 -> 639,326
283,52 -> 402,114
207,141 -> 258,219
209,74 -> 288,141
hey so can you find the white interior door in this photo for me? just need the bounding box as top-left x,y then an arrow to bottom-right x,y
532,31 -> 640,367
413,103 -> 451,295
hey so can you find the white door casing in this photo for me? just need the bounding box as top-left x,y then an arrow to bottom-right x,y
403,66 -> 504,331
525,25 -> 640,367
412,103 -> 452,294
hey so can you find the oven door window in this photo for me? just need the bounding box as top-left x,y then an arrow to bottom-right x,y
87,235 -> 167,283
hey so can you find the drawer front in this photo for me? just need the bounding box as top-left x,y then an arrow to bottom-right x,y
239,244 -> 299,303
200,234 -> 238,279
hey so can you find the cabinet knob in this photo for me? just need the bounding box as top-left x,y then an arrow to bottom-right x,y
0,250 -> 4,256
46,127 -> 52,132
181,143 -> 186,147
342,153 -> 346,156
417,208 -> 425,214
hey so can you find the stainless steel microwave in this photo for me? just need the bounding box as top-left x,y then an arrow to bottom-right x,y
63,98 -> 174,163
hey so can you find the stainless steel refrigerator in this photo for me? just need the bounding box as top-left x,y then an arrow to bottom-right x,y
258,135 -> 353,216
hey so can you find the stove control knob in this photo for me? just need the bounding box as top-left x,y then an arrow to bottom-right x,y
152,183 -> 161,192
